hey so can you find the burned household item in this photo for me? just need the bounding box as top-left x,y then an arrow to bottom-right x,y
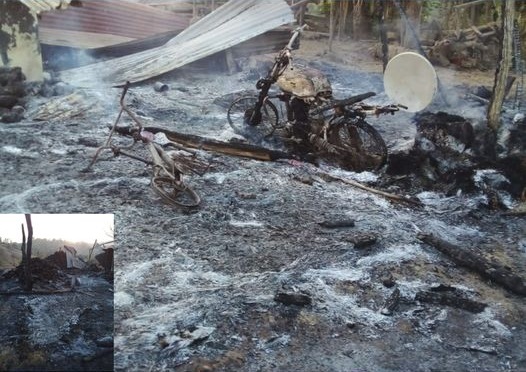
86,82 -> 204,209
226,26 -> 426,172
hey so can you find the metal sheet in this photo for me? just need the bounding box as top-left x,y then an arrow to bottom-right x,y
38,0 -> 191,47
60,0 -> 294,86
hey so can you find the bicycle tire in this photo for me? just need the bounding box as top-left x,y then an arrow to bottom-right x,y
227,96 -> 280,138
328,118 -> 388,171
152,176 -> 201,208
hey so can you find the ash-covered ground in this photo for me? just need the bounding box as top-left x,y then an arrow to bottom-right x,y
0,272 -> 113,371
1,38 -> 525,371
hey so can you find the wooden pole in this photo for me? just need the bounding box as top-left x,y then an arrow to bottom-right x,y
338,0 -> 343,40
20,224 -> 26,264
341,0 -> 349,38
24,214 -> 33,292
487,0 -> 515,132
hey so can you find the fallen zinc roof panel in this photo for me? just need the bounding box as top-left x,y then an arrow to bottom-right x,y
60,0 -> 295,86
38,0 -> 191,49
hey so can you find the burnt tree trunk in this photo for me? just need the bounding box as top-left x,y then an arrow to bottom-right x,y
487,0 -> 515,132
20,224 -> 26,264
24,214 -> 33,292
351,0 -> 364,40
336,0 -> 350,41
329,0 -> 335,51
379,0 -> 389,72
400,0 -> 421,48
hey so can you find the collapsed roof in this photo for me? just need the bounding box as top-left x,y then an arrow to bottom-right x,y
59,0 -> 295,86
38,0 -> 190,49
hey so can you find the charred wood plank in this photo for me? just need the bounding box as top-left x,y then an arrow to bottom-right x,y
318,218 -> 355,228
274,291 -> 312,306
415,289 -> 486,313
143,127 -> 295,162
344,233 -> 378,249
417,233 -> 526,296
319,171 -> 423,206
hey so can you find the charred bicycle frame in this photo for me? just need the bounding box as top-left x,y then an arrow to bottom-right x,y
85,82 -> 203,209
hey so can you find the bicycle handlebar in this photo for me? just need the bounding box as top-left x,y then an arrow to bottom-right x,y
266,25 -> 307,82
120,81 -> 131,104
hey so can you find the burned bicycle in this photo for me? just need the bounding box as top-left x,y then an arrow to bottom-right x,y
227,26 -> 408,171
86,82 -> 205,208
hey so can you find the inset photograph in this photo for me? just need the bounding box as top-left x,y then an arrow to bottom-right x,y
0,214 -> 114,372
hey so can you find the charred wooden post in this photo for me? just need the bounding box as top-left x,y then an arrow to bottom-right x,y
417,232 -> 526,296
23,214 -> 33,292
20,224 -> 26,265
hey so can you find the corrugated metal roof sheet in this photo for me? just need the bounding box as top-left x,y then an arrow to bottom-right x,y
38,0 -> 191,48
19,0 -> 71,13
60,0 -> 294,86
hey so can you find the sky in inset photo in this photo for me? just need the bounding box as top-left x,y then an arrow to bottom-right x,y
0,214 -> 114,244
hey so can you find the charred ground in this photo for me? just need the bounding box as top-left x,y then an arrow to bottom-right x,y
0,37 -> 525,371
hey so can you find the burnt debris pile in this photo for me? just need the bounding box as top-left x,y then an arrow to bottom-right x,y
0,67 -> 75,124
0,66 -> 26,123
384,111 -> 526,206
5,257 -> 69,288
0,249 -> 110,293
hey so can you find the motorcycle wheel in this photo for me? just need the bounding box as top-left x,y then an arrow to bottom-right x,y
328,118 -> 388,171
227,96 -> 280,138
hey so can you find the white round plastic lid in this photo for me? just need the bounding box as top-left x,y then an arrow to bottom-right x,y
383,52 -> 437,112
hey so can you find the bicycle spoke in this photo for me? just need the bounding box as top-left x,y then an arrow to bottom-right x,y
152,176 -> 200,208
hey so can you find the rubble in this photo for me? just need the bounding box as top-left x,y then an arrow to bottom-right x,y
0,249 -> 113,371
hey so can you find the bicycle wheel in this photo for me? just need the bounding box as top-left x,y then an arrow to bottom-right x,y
328,118 -> 388,171
152,176 -> 201,208
227,96 -> 280,138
